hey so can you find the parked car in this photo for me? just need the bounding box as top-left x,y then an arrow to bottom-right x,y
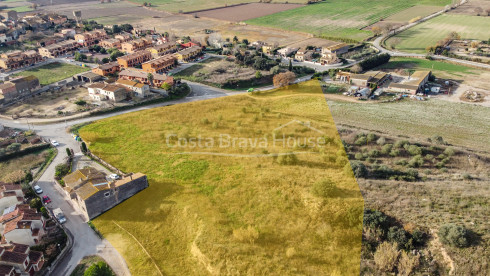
53,208 -> 66,224
108,174 -> 120,180
33,185 -> 43,194
42,195 -> 51,204
51,140 -> 60,147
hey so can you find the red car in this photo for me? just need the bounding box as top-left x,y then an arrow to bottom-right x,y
42,196 -> 51,204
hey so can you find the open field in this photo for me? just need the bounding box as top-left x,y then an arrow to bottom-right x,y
384,5 -> 443,22
13,62 -> 89,85
376,57 -> 480,78
386,14 -> 490,53
80,81 -> 364,275
246,0 -> 451,41
0,149 -> 52,182
448,0 -> 490,15
192,3 -> 304,22
328,99 -> 490,153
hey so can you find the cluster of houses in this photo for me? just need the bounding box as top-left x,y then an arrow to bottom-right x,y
335,70 -> 432,96
257,41 -> 349,65
0,75 -> 40,105
0,182 -> 45,275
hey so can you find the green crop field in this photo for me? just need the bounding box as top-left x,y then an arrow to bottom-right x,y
387,14 -> 490,53
377,57 -> 480,78
14,62 -> 90,85
246,0 -> 450,41
4,6 -> 33,12
80,81 -> 364,275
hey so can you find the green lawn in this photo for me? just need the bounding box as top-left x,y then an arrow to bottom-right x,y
4,6 -> 34,12
246,0 -> 450,42
14,62 -> 90,85
387,14 -> 490,53
376,57 -> 479,78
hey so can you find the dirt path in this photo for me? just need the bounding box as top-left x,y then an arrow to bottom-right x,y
430,228 -> 455,275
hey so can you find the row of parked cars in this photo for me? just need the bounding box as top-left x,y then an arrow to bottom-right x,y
33,185 -> 66,224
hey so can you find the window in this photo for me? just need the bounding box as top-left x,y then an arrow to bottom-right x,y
104,192 -> 110,197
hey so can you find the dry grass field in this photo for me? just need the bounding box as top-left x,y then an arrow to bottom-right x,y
192,3 -> 304,22
0,150 -> 52,182
80,81 -> 364,275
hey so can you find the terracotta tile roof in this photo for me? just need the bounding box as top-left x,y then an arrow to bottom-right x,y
11,243 -> 29,254
0,250 -> 28,264
28,250 -> 42,263
97,62 -> 119,70
63,167 -> 109,200
119,69 -> 171,82
0,264 -> 14,275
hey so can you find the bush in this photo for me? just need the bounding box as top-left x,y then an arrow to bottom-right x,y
233,226 -> 259,244
311,178 -> 338,198
355,136 -> 367,146
430,135 -> 446,145
55,163 -> 70,180
374,242 -> 399,272
363,209 -> 388,230
75,99 -> 87,106
6,143 -> 21,152
381,144 -> 393,155
30,198 -> 42,210
389,148 -> 401,157
368,149 -> 380,158
408,155 -> 424,168
277,153 -> 298,165
444,147 -> 455,156
354,152 -> 363,160
405,145 -> 422,156
397,251 -> 420,276
438,224 -> 470,248
349,161 -> 368,178
40,207 -> 49,218
84,261 -> 115,276
387,226 -> 409,249
367,133 -> 377,143
394,140 -> 409,149
376,137 -> 386,145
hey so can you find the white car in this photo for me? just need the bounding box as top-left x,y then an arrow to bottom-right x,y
51,140 -> 60,147
108,174 -> 120,180
33,185 -> 43,194
53,208 -> 67,224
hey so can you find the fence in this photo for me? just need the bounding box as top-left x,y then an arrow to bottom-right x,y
86,151 -> 125,176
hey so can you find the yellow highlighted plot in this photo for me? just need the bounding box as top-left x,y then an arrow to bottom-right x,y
80,80 -> 364,275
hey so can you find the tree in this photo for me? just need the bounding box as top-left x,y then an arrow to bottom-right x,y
30,198 -> 42,210
160,82 -> 171,90
102,57 -> 110,63
6,143 -> 21,152
438,224 -> 470,248
233,36 -> 239,44
273,71 -> 296,88
74,52 -> 87,62
371,26 -> 382,36
84,261 -> 115,276
449,31 -> 461,40
147,73 -> 154,86
350,64 -> 362,73
55,164 -> 70,179
255,71 -> 262,79
288,59 -> 293,71
374,242 -> 400,272
112,24 -> 121,34
81,142 -> 88,153
24,171 -> 33,184
66,148 -> 72,157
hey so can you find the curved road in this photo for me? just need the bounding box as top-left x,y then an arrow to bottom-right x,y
0,82 -> 242,276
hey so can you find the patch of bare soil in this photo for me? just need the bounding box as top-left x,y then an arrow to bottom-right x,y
192,3 -> 304,22
447,0 -> 490,15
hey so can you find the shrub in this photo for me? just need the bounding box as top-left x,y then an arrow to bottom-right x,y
368,149 -> 380,158
462,173 -> 472,180
430,135 -> 446,145
408,155 -> 424,168
6,143 -> 21,152
233,226 -> 259,244
350,161 -> 368,178
363,209 -> 388,230
65,148 -> 72,157
381,144 -> 393,155
40,207 -> 49,218
438,224 -> 470,248
444,147 -> 455,156
354,152 -> 363,160
394,140 -> 409,149
81,142 -> 88,153
405,169 -> 419,179
405,145 -> 422,156
387,226 -> 409,249
367,133 -> 377,143
355,136 -> 367,146
277,153 -> 298,165
30,198 -> 42,210
411,229 -> 426,246
395,159 -> 408,166
376,137 -> 386,145
389,148 -> 401,157
75,99 -> 87,106
374,242 -> 399,272
84,261 -> 114,276
55,163 -> 70,180
201,118 -> 209,124
397,251 -> 420,276
311,178 -> 338,198
425,154 -> 434,161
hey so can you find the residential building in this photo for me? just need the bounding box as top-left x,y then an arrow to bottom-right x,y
44,14 -> 67,25
20,15 -> 49,30
388,71 -> 431,95
141,54 -> 176,74
277,47 -> 298,58
99,38 -> 121,49
0,11 -> 17,22
74,29 -> 108,47
8,76 -> 39,95
0,184 -> 23,214
174,46 -> 202,62
38,40 -> 79,58
59,28 -> 76,39
320,52 -> 340,65
322,43 -> 349,55
121,38 -> 153,53
0,50 -> 42,70
294,48 -> 313,62
114,33 -> 132,42
0,243 -> 44,275
147,42 -> 177,58
116,79 -> 149,98
92,62 -> 120,76
262,45 -> 273,55
180,41 -> 200,48
63,167 -> 148,220
335,71 -> 352,83
119,68 -> 174,87
116,50 -> 151,68
0,83 -> 16,102
0,204 -> 46,246
87,83 -> 129,102
350,71 -> 390,87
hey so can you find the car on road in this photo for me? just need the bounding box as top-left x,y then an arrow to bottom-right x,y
42,195 -> 51,204
108,174 -> 120,180
51,140 -> 60,147
53,208 -> 66,224
33,185 -> 43,194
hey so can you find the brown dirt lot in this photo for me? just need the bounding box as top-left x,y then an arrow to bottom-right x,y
448,0 -> 490,15
192,3 -> 304,22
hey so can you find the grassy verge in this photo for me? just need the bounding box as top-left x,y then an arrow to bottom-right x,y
14,62 -> 89,85
70,255 -> 113,276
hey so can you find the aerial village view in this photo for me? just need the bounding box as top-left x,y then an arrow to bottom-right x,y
0,0 -> 488,275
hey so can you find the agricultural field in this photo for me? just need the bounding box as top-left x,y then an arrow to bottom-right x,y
376,57 -> 480,78
13,62 -> 89,85
192,3 -> 304,22
246,0 -> 451,41
126,0 -> 303,13
386,14 -> 490,53
80,81 -> 364,275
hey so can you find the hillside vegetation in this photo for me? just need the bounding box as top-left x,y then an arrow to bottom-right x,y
80,81 -> 364,275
